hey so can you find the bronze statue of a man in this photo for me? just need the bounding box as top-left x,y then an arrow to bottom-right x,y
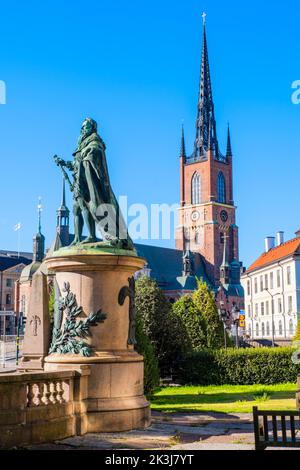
54,118 -> 134,250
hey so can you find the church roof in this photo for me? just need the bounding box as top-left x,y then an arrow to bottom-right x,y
135,244 -> 210,292
0,255 -> 31,272
246,237 -> 300,273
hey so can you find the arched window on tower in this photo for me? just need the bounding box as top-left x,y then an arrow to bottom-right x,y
191,173 -> 201,205
217,172 -> 226,204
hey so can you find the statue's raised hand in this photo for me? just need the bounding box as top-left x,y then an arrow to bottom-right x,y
54,155 -> 64,166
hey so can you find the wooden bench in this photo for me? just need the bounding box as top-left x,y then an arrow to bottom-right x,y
253,407 -> 300,450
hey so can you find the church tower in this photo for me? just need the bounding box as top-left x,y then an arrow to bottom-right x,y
56,177 -> 70,247
33,198 -> 45,263
176,16 -> 239,285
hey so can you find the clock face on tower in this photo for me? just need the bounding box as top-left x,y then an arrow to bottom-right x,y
191,210 -> 200,222
220,210 -> 228,223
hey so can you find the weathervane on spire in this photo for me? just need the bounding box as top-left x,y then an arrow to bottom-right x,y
202,11 -> 207,26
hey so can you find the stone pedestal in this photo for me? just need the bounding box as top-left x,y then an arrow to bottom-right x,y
19,273 -> 50,371
44,247 -> 151,432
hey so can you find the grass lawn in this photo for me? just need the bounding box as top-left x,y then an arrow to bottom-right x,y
150,383 -> 297,414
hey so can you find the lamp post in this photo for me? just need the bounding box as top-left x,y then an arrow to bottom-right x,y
231,305 -> 240,349
264,288 -> 276,348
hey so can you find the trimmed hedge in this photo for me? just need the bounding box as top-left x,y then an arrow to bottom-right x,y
178,347 -> 300,385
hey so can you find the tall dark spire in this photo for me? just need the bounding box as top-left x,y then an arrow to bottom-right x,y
33,197 -> 45,263
180,124 -> 186,159
56,177 -> 70,247
226,124 -> 232,157
193,15 -> 218,159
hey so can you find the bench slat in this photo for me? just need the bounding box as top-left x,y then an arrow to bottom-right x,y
272,416 -> 278,442
263,415 -> 269,442
290,416 -> 296,442
281,416 -> 287,443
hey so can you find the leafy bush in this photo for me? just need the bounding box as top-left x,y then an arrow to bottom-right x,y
173,279 -> 231,351
192,279 -> 225,350
178,347 -> 300,385
172,295 -> 206,351
135,313 -> 160,395
135,276 -> 190,376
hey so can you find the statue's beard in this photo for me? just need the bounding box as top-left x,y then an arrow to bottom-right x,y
78,128 -> 92,146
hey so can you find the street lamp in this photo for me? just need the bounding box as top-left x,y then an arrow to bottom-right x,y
264,288 -> 275,348
231,304 -> 240,349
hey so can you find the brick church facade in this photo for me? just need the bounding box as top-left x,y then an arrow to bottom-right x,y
175,19 -> 244,310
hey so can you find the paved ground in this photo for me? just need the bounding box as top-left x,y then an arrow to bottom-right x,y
25,411 -> 258,451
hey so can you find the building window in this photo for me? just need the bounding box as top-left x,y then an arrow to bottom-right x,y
254,278 -> 258,294
279,320 -> 283,336
217,172 -> 226,204
247,280 -> 250,296
265,274 -> 268,290
6,278 -> 13,288
262,323 -> 265,337
255,304 -> 258,317
266,322 -> 270,336
271,299 -> 275,315
278,298 -> 282,314
277,270 -> 281,288
248,305 -> 251,317
288,296 -> 293,313
248,325 -> 252,337
261,303 -> 265,316
266,301 -> 269,316
289,320 -> 294,336
256,323 -> 259,337
260,276 -> 264,292
287,267 -> 291,285
270,272 -> 274,289
6,294 -> 12,305
191,173 -> 201,205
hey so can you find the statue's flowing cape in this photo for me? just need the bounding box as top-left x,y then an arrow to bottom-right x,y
73,132 -> 130,244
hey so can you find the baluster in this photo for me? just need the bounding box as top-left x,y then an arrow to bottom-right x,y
41,382 -> 51,405
56,381 -> 65,404
49,381 -> 58,404
27,383 -> 35,407
33,383 -> 41,406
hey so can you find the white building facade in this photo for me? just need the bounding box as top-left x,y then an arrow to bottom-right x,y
241,232 -> 300,345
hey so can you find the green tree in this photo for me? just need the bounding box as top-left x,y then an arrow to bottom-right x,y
192,279 -> 226,350
135,313 -> 160,395
135,276 -> 189,376
293,320 -> 300,343
172,295 -> 206,351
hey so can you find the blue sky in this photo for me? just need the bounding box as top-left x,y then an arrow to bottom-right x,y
0,0 -> 299,267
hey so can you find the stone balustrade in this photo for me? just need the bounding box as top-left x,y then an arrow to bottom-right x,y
0,367 -> 90,449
